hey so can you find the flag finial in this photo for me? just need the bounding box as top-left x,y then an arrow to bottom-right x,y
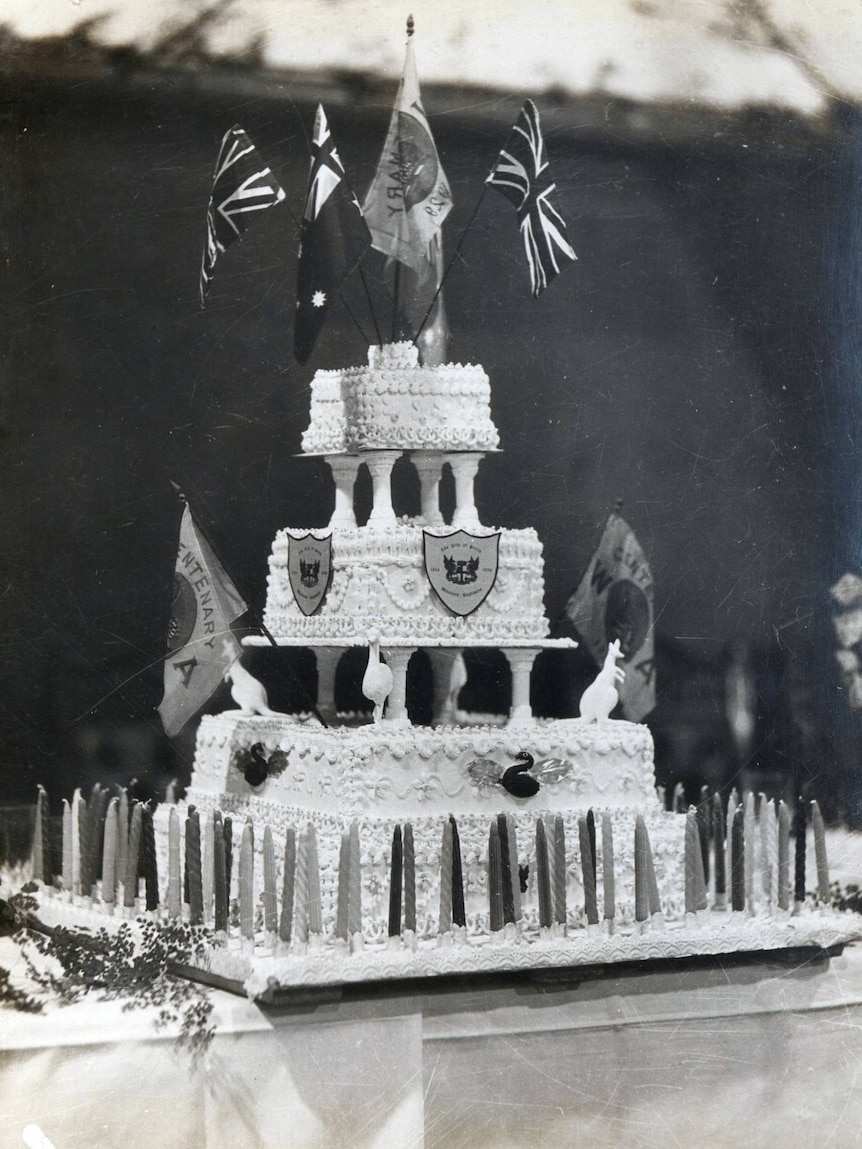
614,496 -> 624,514
406,14 -> 414,37
170,481 -> 187,504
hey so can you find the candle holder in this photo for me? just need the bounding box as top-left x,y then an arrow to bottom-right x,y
436,928 -> 453,948
502,921 -> 518,944
452,923 -> 468,947
349,930 -> 365,954
403,928 -> 417,952
386,933 -> 402,952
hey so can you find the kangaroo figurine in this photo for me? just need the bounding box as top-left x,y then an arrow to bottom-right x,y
224,658 -> 281,717
579,639 -> 626,722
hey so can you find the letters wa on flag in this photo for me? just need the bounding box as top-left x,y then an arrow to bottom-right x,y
486,99 -> 576,297
294,106 -> 372,364
565,513 -> 655,721
362,35 -> 453,274
200,125 -> 286,305
158,505 -> 248,737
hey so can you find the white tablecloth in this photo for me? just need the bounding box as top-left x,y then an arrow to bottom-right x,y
3,935 -> 862,1148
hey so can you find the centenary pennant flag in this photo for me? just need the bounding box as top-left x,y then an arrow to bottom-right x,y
564,512 -> 655,722
486,99 -> 576,298
294,105 -> 372,365
158,504 -> 248,737
200,125 -> 286,305
362,28 -> 453,274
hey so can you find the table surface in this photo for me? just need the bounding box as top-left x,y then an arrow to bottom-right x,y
3,930 -> 862,1149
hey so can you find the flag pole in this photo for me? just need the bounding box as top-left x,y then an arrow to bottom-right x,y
170,483 -> 329,728
414,108 -> 529,347
413,182 -> 492,348
284,184 -> 374,357
358,263 -> 384,348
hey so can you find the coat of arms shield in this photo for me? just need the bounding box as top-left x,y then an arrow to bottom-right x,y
287,533 -> 332,616
423,530 -> 501,617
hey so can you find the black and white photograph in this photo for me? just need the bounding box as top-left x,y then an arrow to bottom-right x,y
2,2 -> 862,1145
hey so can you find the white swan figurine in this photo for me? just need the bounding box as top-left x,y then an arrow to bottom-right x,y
361,629 -> 393,724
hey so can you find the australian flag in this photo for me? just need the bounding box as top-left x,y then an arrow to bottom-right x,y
199,126 -> 286,305
294,105 -> 371,364
486,100 -> 576,298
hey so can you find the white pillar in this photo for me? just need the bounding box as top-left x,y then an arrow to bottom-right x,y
426,647 -> 464,725
365,451 -> 401,527
313,647 -> 341,725
448,452 -> 484,529
413,452 -> 445,526
504,648 -> 539,725
381,647 -> 416,725
326,455 -> 360,528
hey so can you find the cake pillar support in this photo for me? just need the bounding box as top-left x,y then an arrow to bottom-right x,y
504,648 -> 539,725
326,455 -> 360,528
413,452 -> 445,526
448,453 -> 484,529
427,647 -> 464,725
365,451 -> 401,527
313,647 -> 341,725
381,647 -> 416,725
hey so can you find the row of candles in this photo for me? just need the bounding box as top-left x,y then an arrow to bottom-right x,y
29,784 -> 832,947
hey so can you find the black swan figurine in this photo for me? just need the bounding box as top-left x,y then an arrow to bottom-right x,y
240,743 -> 270,788
500,751 -> 540,798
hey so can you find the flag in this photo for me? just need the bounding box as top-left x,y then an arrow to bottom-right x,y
294,105 -> 372,365
564,512 -> 655,721
200,125 -> 286,305
158,504 -> 248,737
362,33 -> 453,275
486,99 -> 576,298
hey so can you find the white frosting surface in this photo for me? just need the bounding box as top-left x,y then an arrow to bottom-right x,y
264,524 -> 549,640
301,344 -> 500,454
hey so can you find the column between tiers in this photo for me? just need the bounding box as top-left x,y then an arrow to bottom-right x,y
312,647 -> 341,725
381,647 -> 416,725
365,451 -> 401,527
326,455 -> 360,528
448,452 -> 484,529
504,648 -> 539,725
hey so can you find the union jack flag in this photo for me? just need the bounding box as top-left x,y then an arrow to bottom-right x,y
486,100 -> 576,298
200,126 -> 286,305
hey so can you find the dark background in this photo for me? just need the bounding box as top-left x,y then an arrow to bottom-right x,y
1,20 -> 860,817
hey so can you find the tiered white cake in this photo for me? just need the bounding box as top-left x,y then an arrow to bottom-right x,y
186,341 -> 678,934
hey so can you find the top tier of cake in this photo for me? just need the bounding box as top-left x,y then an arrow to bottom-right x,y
301,342 -> 500,455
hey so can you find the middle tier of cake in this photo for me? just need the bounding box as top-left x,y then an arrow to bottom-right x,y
263,524 -> 550,642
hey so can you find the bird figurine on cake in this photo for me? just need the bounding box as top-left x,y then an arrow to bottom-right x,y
467,750 -> 574,797
362,630 -> 393,723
